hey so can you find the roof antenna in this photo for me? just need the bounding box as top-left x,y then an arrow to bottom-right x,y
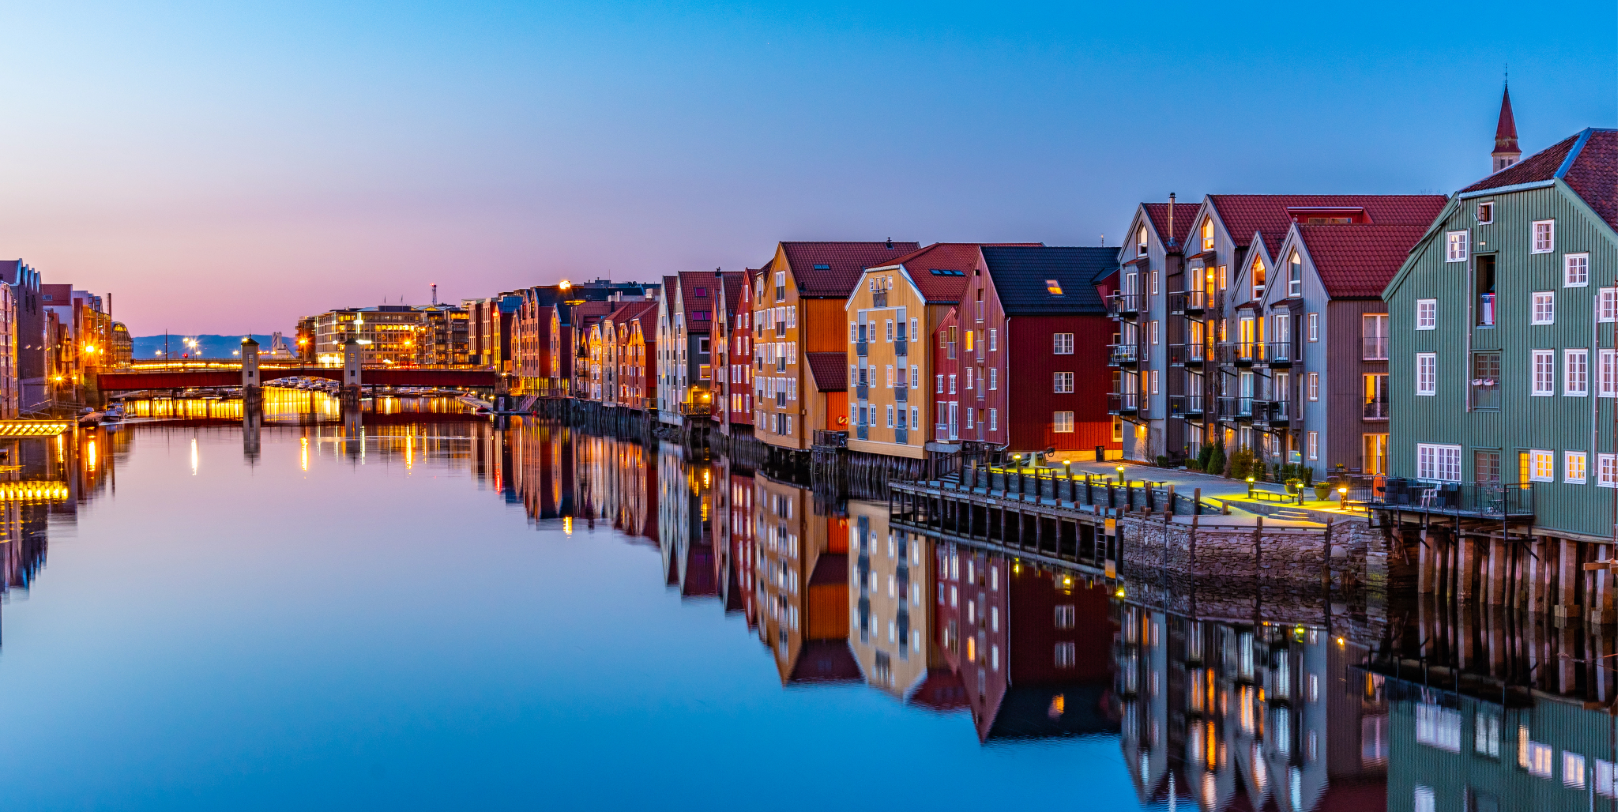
1100,234 -> 1106,247
886,237 -> 893,249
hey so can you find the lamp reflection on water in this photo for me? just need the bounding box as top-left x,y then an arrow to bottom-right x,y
191,437 -> 199,475
300,437 -> 309,472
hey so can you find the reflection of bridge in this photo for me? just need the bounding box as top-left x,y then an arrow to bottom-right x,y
95,366 -> 499,392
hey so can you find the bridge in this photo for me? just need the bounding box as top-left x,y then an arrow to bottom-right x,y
94,364 -> 500,393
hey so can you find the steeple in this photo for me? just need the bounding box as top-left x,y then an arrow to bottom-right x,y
1492,84 -> 1521,172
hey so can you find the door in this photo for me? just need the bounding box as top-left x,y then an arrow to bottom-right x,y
1362,433 -> 1388,475
948,403 -> 958,441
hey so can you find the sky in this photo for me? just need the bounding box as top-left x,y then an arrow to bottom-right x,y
0,1 -> 1613,336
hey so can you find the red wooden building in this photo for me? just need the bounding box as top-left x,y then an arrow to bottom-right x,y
958,246 -> 1121,459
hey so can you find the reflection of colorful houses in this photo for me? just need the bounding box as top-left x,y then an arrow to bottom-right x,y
753,473 -> 857,684
1117,609 -> 1388,812
713,455 -> 757,624
934,542 -> 1009,740
847,499 -> 937,699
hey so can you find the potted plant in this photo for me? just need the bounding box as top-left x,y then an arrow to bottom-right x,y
1313,481 -> 1332,501
1285,477 -> 1302,496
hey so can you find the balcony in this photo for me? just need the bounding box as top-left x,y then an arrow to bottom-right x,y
895,426 -> 908,445
1266,341 -> 1295,367
1167,290 -> 1212,315
1169,394 -> 1203,417
1362,398 -> 1389,420
1362,336 -> 1388,361
1168,342 -> 1206,367
1370,479 -> 1533,519
1216,396 -> 1253,421
1218,342 -> 1260,366
679,400 -> 712,417
894,385 -> 908,403
873,291 -> 888,308
855,423 -> 868,441
1107,393 -> 1139,415
1109,343 -> 1141,367
895,340 -> 907,357
855,382 -> 869,400
1108,293 -> 1142,319
775,392 -> 787,408
856,340 -> 868,358
1253,398 -> 1289,425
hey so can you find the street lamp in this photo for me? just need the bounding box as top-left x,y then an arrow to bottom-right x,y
1338,485 -> 1348,510
1115,465 -> 1125,484
1246,476 -> 1256,498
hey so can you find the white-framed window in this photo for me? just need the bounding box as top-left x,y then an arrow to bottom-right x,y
1417,443 -> 1463,482
1445,231 -> 1469,262
1529,449 -> 1555,482
1307,431 -> 1319,460
1150,320 -> 1159,345
909,318 -> 918,342
965,367 -> 973,389
1053,333 -> 1073,354
1597,759 -> 1618,798
910,365 -> 919,389
1601,350 -> 1617,397
935,374 -> 943,393
1054,372 -> 1074,393
1565,253 -> 1590,287
988,408 -> 997,431
1150,271 -> 1159,295
1532,220 -> 1555,253
1150,369 -> 1160,395
1136,225 -> 1148,257
1566,752 -> 1588,790
1476,201 -> 1494,223
885,365 -> 894,387
1307,373 -> 1320,401
1603,288 -> 1618,322
1054,642 -> 1075,668
988,368 -> 997,390
1526,740 -> 1555,778
885,320 -> 894,341
910,406 -> 918,430
1417,299 -> 1437,330
1416,353 -> 1436,395
1531,350 -> 1556,395
849,323 -> 857,342
1053,411 -> 1074,433
1414,787 -> 1435,812
1532,292 -> 1555,325
1288,250 -> 1302,297
1598,454 -> 1618,488
1565,451 -> 1588,484
988,329 -> 997,351
1308,313 -> 1319,341
1565,349 -> 1589,396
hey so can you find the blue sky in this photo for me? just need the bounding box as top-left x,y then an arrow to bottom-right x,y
0,0 -> 1613,334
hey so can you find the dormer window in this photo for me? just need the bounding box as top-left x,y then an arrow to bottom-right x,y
1476,202 -> 1494,224
1201,219 -> 1214,251
1288,251 -> 1302,297
1250,258 -> 1266,301
695,287 -> 707,298
1046,280 -> 1064,296
1136,226 -> 1148,257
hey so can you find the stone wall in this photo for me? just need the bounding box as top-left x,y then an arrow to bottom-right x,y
1119,515 -> 1388,592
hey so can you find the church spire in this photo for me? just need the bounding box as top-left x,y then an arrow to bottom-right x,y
1492,84 -> 1521,172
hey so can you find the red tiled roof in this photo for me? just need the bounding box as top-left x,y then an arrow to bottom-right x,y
779,241 -> 921,298
1295,224 -> 1431,299
1210,195 -> 1446,257
722,270 -> 750,319
1462,129 -> 1617,229
878,242 -> 1041,303
1142,202 -> 1201,247
677,270 -> 726,332
609,300 -> 657,332
806,351 -> 846,391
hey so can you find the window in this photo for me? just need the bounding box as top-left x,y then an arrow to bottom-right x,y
1529,450 -> 1554,482
1603,288 -> 1619,322
988,368 -> 997,390
1417,444 -> 1463,482
948,374 -> 956,394
988,409 -> 997,431
1565,752 -> 1588,790
1307,313 -> 1319,341
1054,604 -> 1076,628
1445,231 -> 1469,262
910,365 -> 919,389
1046,279 -> 1064,296
1416,353 -> 1436,395
1150,272 -> 1159,295
1476,201 -> 1494,223
1525,740 -> 1554,778
1052,332 -> 1073,354
1532,220 -> 1554,253
1414,299 -> 1435,331
1414,787 -> 1435,812
988,329 -> 996,351
1472,352 -> 1501,409
775,271 -> 786,301
935,374 -> 943,393
1365,373 -> 1390,419
1150,320 -> 1159,345
1054,642 -> 1075,668
1288,251 -> 1302,296
1476,255 -> 1497,326
1598,760 -> 1618,798
1532,350 -> 1555,395
1251,257 -> 1266,301
1414,703 -> 1462,752
1599,454 -> 1618,488
910,406 -> 918,430
1136,225 -> 1148,256
1566,253 -> 1590,287
1150,369 -> 1159,395
1054,372 -> 1074,393
1532,292 -> 1554,324
1307,373 -> 1319,401
1307,431 -> 1318,460
885,320 -> 894,341
1602,350 -> 1617,397
1201,218 -> 1214,251
965,367 -> 973,389
974,290 -> 984,322
1566,451 -> 1588,483
850,323 -> 857,342
886,405 -> 894,428
1054,411 -> 1074,433
1566,349 -> 1589,396
1475,450 -> 1501,484
964,330 -> 974,352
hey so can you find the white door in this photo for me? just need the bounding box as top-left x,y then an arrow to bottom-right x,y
948,403 -> 958,441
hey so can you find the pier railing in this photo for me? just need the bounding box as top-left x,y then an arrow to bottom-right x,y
1369,479 -> 1534,518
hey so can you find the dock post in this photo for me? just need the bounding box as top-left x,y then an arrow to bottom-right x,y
1418,529 -> 1436,594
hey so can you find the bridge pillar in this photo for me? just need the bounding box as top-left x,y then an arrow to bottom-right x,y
241,337 -> 262,410
341,338 -> 363,409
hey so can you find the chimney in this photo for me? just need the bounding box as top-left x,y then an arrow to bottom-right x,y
431,283 -> 438,306
1167,193 -> 1177,242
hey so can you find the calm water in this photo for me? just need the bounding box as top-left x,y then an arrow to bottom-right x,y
0,396 -> 1611,810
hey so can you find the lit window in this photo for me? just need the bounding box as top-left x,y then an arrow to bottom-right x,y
1566,253 -> 1590,287
1532,292 -> 1555,325
1046,279 -> 1064,296
1532,220 -> 1555,254
1529,450 -> 1554,482
1416,299 -> 1437,330
1566,752 -> 1588,790
1288,251 -> 1302,297
1136,225 -> 1148,257
1565,451 -> 1588,484
1201,219 -> 1214,251
1445,231 -> 1469,262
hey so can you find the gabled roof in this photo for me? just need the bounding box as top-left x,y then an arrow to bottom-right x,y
1209,195 -> 1447,257
677,271 -> 725,331
1294,224 -> 1432,299
722,271 -> 749,320
1461,128 -> 1617,229
608,300 -> 658,333
979,247 -> 1117,316
778,241 -> 921,298
806,352 -> 847,391
1142,202 -> 1200,247
876,242 -> 1041,303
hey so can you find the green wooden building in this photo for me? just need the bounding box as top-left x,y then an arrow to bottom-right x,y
1382,119 -> 1616,616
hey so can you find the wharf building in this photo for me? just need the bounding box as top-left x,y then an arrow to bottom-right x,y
0,260 -> 44,410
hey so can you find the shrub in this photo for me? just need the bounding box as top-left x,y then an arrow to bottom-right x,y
1195,443 -> 1213,473
1154,454 -> 1170,468
1208,443 -> 1227,479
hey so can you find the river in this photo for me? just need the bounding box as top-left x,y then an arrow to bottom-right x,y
0,395 -> 1610,810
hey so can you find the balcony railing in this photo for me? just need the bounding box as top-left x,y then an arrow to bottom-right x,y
1167,290 -> 1211,315
895,340 -> 907,357
855,340 -> 868,357
1478,293 -> 1496,327
1471,380 -> 1501,410
1169,342 -> 1206,366
1107,393 -> 1139,414
873,291 -> 888,308
895,426 -> 907,445
1109,343 -> 1140,366
855,383 -> 869,400
812,429 -> 848,449
1370,479 -> 1533,518
1253,398 -> 1289,424
1169,394 -> 1204,416
1362,336 -> 1389,360
1266,341 -> 1295,366
895,385 -> 908,402
1108,293 -> 1142,318
1362,398 -> 1389,420
1216,396 -> 1253,420
1218,342 -> 1261,366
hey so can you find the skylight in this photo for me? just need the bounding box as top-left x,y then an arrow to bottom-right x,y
813,264 -> 830,270
1046,280 -> 1064,295
929,269 -> 964,276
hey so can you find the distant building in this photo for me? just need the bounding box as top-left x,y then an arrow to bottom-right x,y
0,261 -> 43,409
110,322 -> 132,366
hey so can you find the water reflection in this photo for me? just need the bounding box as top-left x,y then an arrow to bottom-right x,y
3,410 -> 1614,811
